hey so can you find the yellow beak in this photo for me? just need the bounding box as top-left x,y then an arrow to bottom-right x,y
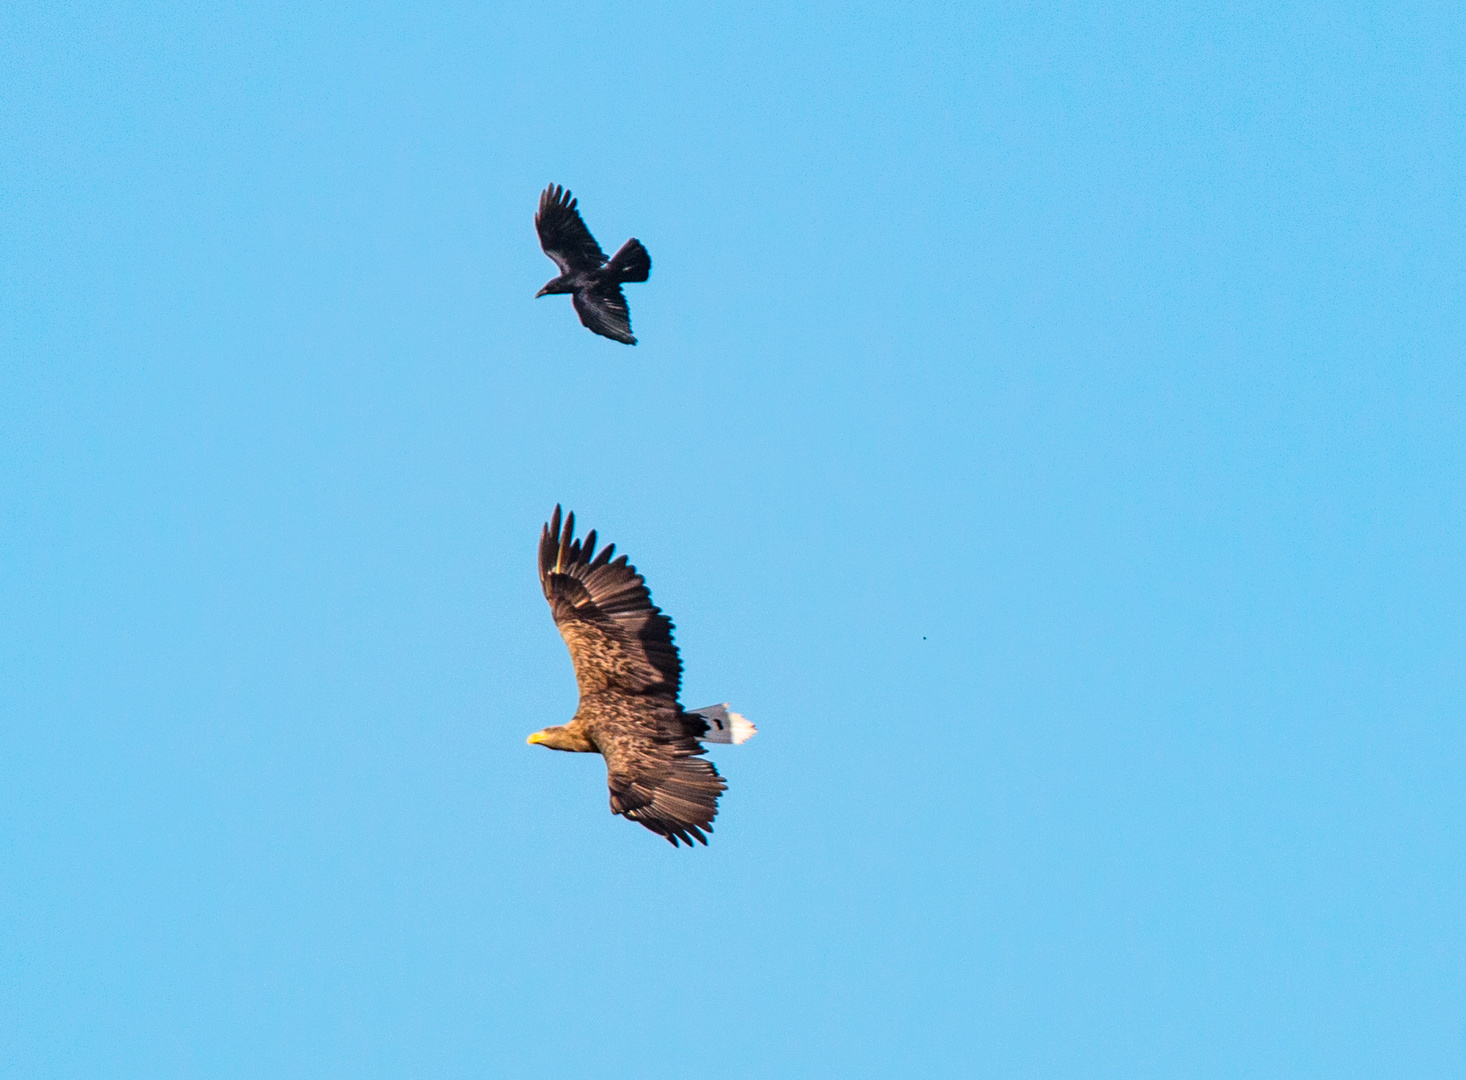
527,731 -> 546,745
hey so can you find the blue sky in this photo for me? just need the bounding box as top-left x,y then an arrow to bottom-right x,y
2,2 -> 1462,1077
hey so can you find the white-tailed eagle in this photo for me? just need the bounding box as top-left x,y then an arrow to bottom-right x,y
526,507 -> 755,846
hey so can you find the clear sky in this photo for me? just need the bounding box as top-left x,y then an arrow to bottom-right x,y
2,2 -> 1462,1077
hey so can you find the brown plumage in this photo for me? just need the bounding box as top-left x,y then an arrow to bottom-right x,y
527,506 -> 750,846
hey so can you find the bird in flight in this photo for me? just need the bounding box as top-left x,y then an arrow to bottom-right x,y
534,184 -> 651,345
527,506 -> 756,846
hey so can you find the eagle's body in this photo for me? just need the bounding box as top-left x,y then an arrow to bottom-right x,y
534,184 -> 651,345
528,507 -> 754,846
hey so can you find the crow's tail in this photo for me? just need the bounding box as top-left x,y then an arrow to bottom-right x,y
606,238 -> 651,283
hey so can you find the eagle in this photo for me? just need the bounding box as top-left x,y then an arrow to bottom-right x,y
527,506 -> 756,846
534,184 -> 651,345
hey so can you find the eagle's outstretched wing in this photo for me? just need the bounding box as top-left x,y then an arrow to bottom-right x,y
571,283 -> 636,345
535,185 -> 607,275
607,751 -> 726,847
538,506 -> 681,698
597,697 -> 726,847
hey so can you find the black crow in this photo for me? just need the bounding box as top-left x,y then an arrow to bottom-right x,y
534,184 -> 651,345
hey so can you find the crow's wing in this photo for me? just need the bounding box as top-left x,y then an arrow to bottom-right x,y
538,506 -> 680,698
572,282 -> 636,345
536,184 -> 607,275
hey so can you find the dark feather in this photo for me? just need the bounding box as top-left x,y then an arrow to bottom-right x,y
535,184 -> 606,274
539,508 -> 681,697
603,710 -> 726,848
571,283 -> 635,345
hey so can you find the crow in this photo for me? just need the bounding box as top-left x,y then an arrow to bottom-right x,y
534,184 -> 651,345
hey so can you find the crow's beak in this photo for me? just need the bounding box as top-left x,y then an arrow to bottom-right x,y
535,286 -> 549,298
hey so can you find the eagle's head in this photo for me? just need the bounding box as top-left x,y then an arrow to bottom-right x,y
526,724 -> 595,752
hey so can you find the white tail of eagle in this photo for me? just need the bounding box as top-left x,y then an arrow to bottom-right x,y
691,703 -> 757,745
